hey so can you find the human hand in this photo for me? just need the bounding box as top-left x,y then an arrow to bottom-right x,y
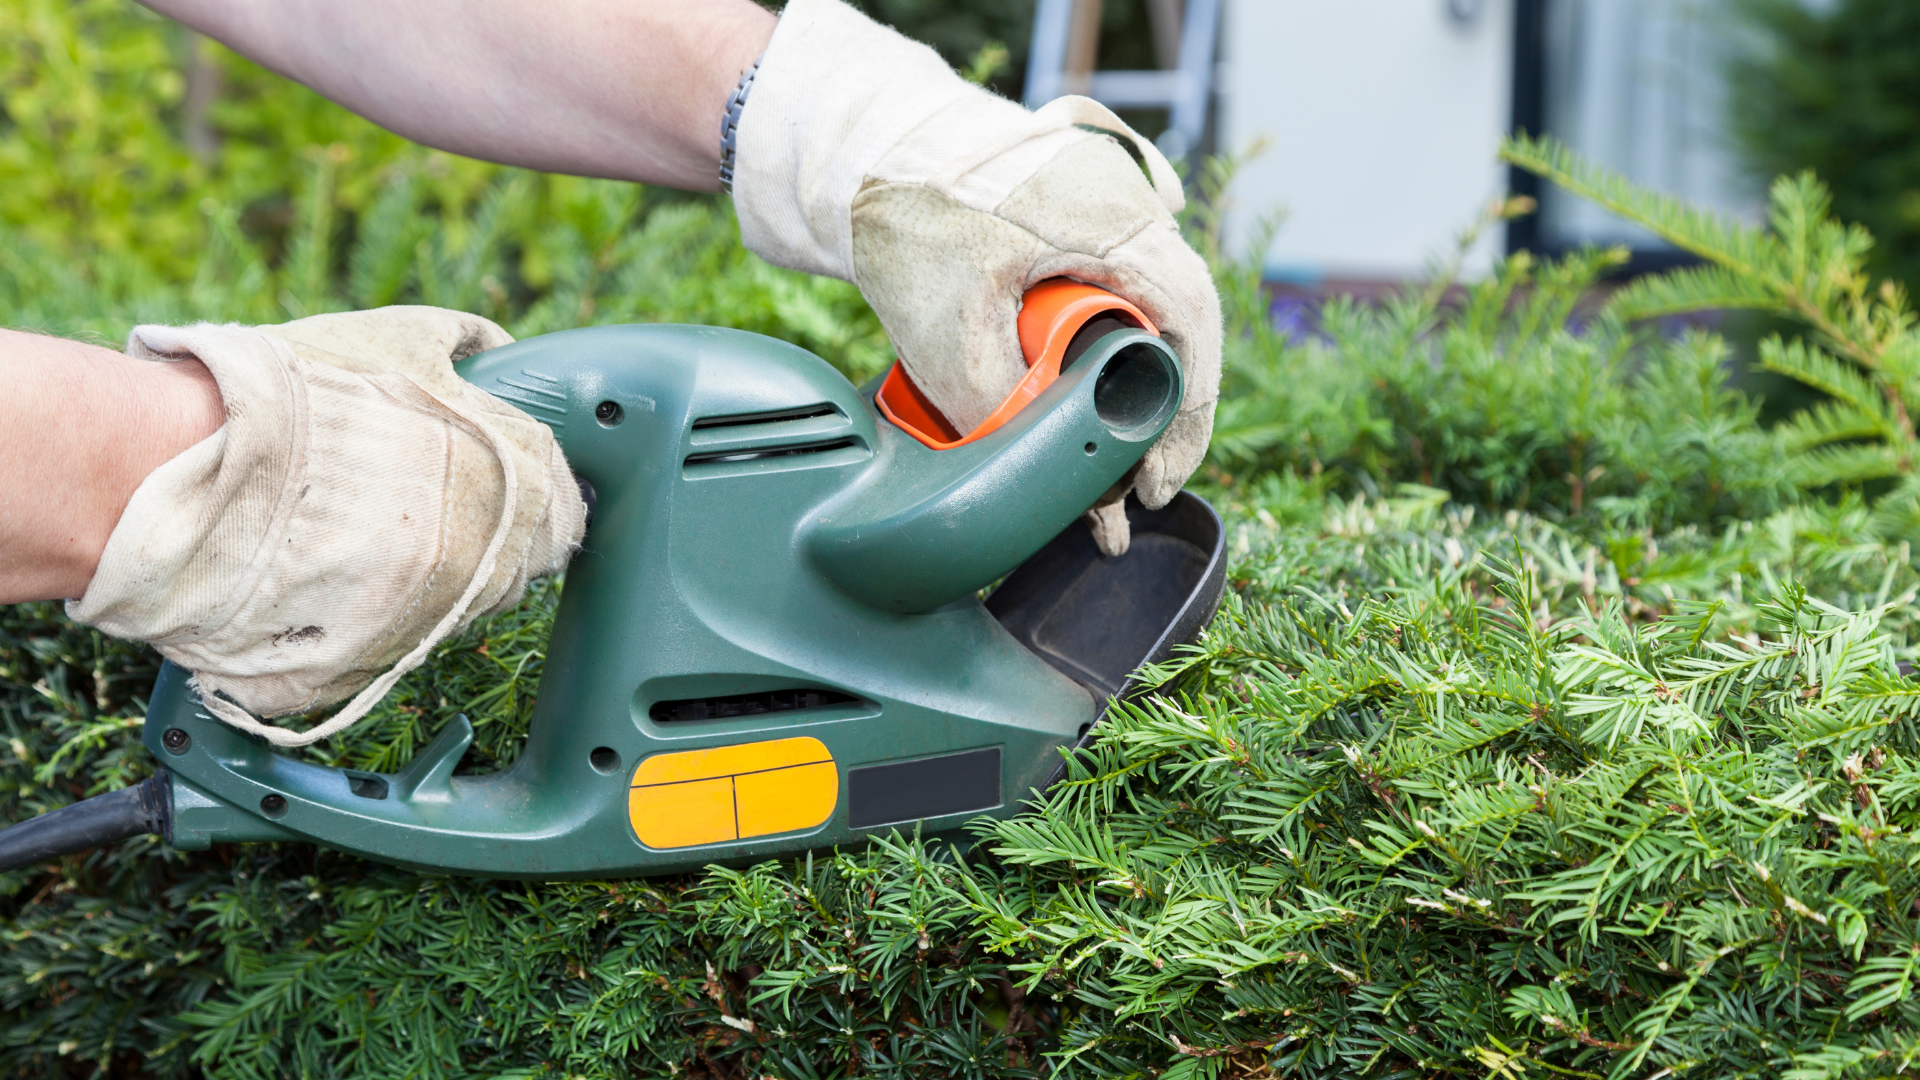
69,307 -> 586,746
730,0 -> 1221,555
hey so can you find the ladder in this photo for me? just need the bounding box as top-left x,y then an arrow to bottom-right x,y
1022,0 -> 1223,160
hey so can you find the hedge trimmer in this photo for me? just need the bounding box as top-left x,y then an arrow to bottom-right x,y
0,282 -> 1222,878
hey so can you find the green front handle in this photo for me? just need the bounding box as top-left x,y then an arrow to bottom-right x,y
810,329 -> 1182,612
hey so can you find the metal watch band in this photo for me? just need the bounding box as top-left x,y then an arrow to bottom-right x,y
719,54 -> 763,193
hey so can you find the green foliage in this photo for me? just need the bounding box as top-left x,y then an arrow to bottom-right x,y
1727,0 -> 1920,292
0,129 -> 890,385
1504,133 -> 1920,529
1209,194 -> 1793,532
0,0 -> 890,382
16,490 -> 1920,1077
966,500 -> 1920,1079
12,4 -> 1920,1079
0,0 -> 482,289
0,0 -> 203,277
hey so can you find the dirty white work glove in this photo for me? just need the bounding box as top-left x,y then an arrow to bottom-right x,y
69,307 -> 586,748
731,0 -> 1221,556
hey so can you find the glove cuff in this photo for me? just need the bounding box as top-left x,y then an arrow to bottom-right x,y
733,0 -> 999,280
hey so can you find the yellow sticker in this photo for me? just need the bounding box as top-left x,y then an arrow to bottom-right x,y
628,736 -> 838,849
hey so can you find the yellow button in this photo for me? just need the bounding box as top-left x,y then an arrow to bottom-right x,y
629,777 -> 736,849
736,761 -> 838,839
628,737 -> 837,850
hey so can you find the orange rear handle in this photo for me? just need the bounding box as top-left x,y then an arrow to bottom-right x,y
875,280 -> 1158,450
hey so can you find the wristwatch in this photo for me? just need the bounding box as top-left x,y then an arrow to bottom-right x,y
719,54 -> 762,192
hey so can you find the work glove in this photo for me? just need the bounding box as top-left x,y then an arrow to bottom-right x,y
69,306 -> 586,748
731,0 -> 1221,555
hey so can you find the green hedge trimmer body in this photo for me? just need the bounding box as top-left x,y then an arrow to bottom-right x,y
3,314 -> 1223,878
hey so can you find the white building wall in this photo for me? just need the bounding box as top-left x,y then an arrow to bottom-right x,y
1218,0 -> 1517,282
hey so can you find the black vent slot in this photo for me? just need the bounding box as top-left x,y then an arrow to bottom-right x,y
683,437 -> 860,467
691,403 -> 841,430
650,688 -> 858,724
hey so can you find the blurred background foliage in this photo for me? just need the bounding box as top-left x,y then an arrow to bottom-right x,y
1728,0 -> 1920,293
0,0 -> 894,378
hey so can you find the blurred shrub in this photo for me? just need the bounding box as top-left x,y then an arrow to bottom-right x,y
0,0 -> 892,381
0,0 -> 434,286
1728,0 -> 1920,291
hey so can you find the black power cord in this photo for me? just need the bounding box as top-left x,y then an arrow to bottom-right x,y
0,771 -> 170,874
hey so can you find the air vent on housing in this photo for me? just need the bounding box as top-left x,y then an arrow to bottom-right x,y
650,688 -> 859,724
683,437 -> 862,468
682,401 -> 868,476
691,403 -> 841,430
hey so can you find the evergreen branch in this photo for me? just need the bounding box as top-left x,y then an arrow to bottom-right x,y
1784,443 -> 1911,488
1501,134 -> 1772,271
1760,337 -> 1894,421
1610,264 -> 1777,321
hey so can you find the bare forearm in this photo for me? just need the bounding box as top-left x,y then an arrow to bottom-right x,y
0,330 -> 225,603
142,0 -> 775,191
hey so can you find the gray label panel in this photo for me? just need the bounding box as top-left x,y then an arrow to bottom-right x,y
848,748 -> 1001,828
